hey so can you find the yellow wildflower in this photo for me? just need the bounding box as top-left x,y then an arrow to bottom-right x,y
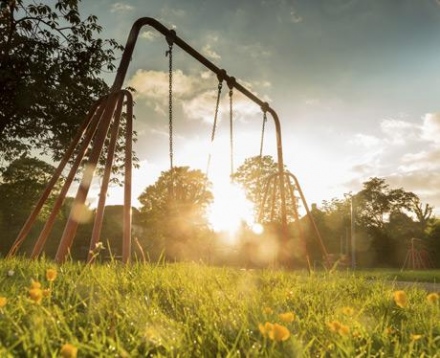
30,280 -> 41,289
341,306 -> 355,316
278,312 -> 295,323
29,288 -> 43,304
60,343 -> 78,358
0,296 -> 7,308
427,293 -> 439,305
338,324 -> 350,336
263,307 -> 273,315
327,320 -> 350,336
258,322 -> 273,338
410,334 -> 423,341
393,290 -> 407,308
145,328 -> 157,340
384,327 -> 395,335
269,323 -> 290,341
258,322 -> 290,342
46,268 -> 57,282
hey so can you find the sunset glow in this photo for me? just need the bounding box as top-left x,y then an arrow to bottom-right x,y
207,180 -> 260,243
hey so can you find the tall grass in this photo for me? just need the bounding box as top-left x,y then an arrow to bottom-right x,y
0,257 -> 439,357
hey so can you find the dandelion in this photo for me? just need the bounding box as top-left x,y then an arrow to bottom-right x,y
393,290 -> 407,308
263,307 -> 273,315
258,322 -> 273,338
410,334 -> 423,341
144,327 -> 162,344
341,306 -> 355,316
327,320 -> 350,336
427,292 -> 439,305
0,296 -> 7,308
29,287 -> 43,304
60,343 -> 78,358
30,280 -> 41,289
270,323 -> 290,341
384,327 -> 395,335
278,312 -> 295,323
46,268 -> 57,282
258,322 -> 290,342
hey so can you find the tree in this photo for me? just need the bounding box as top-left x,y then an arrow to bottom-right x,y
231,155 -> 297,223
138,166 -> 214,261
353,177 -> 431,267
0,156 -> 60,255
320,196 -> 352,255
426,219 -> 440,268
0,0 -> 123,162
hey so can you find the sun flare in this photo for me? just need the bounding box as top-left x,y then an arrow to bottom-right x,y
207,180 -> 262,243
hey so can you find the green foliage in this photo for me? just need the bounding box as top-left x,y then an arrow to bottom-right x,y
232,155 -> 297,223
1,259 -> 440,356
0,0 -> 123,161
0,156 -> 61,255
138,166 -> 214,261
316,178 -> 435,268
232,155 -> 279,206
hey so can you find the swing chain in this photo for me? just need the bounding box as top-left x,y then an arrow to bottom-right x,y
258,103 -> 269,206
210,81 -> 223,141
165,31 -> 175,170
260,103 -> 269,158
205,72 -> 226,176
227,77 -> 235,177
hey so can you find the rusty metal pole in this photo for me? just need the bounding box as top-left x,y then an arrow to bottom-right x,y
87,93 -> 124,263
289,173 -> 330,264
30,101 -> 107,258
7,99 -> 104,258
122,90 -> 134,264
55,93 -> 120,263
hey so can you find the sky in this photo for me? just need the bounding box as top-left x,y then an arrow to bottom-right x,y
78,0 -> 440,215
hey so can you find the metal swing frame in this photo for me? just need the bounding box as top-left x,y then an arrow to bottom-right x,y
8,17 -> 300,264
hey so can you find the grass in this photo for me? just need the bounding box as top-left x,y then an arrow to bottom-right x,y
354,268 -> 440,284
0,257 -> 440,357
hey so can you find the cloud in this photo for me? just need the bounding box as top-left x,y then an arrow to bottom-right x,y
349,133 -> 380,148
386,171 -> 440,212
128,69 -> 209,115
290,10 -> 303,23
202,44 -> 221,61
348,113 -> 440,213
128,69 -> 262,123
421,113 -> 440,144
110,2 -> 134,13
140,30 -> 159,41
399,148 -> 440,172
241,43 -> 272,59
380,118 -> 419,145
182,90 -> 220,124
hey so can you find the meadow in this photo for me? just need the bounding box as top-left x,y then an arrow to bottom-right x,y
0,257 -> 439,357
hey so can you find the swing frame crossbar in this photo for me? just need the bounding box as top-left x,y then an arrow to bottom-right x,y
7,17 -> 294,264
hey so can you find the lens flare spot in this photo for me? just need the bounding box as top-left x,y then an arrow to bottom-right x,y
71,202 -> 93,223
208,181 -> 257,243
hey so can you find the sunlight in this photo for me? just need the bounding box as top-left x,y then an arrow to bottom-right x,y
207,179 -> 262,244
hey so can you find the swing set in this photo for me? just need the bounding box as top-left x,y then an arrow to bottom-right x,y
7,17 -> 328,266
